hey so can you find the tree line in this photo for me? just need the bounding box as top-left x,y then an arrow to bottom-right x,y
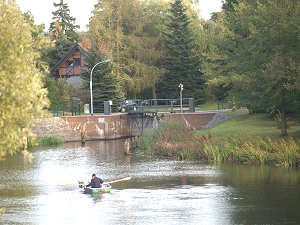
1,0 -> 300,157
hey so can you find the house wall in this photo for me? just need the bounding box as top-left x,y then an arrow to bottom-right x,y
58,49 -> 88,77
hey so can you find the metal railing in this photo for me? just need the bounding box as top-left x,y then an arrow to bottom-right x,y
51,104 -> 81,117
119,98 -> 195,113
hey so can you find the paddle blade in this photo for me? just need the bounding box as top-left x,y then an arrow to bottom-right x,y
107,176 -> 131,184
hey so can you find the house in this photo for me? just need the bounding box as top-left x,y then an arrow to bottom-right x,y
50,42 -> 89,88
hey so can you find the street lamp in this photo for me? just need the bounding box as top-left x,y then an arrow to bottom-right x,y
90,59 -> 111,115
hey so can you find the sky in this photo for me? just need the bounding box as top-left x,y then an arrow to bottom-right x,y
17,0 -> 222,31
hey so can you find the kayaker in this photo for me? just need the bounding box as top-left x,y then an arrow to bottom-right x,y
85,174 -> 103,188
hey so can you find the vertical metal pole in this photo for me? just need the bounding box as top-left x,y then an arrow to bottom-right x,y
180,89 -> 182,113
90,75 -> 93,115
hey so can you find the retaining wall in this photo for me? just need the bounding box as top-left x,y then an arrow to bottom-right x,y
61,114 -> 131,140
47,112 -> 218,141
164,112 -> 217,131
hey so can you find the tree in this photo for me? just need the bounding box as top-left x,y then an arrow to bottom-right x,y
44,77 -> 74,107
49,0 -> 80,42
47,0 -> 80,71
206,0 -> 300,135
0,2 -> 49,158
89,0 -> 167,99
159,0 -> 206,104
80,49 -> 125,113
23,11 -> 53,72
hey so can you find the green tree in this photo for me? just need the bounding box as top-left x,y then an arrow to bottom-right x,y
44,77 -> 74,107
23,11 -> 53,72
80,49 -> 125,113
0,2 -> 49,158
49,0 -> 80,42
47,0 -> 79,71
129,0 -> 168,99
206,0 -> 300,135
159,0 -> 206,104
89,0 -> 167,99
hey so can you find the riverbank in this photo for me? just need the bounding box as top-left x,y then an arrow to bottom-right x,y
137,112 -> 300,166
31,117 -> 81,142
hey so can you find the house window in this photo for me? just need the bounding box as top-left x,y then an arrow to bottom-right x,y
67,60 -> 73,67
74,58 -> 81,66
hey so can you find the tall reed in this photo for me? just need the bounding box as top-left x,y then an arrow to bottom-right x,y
137,120 -> 300,166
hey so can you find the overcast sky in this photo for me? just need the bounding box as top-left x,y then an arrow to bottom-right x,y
17,0 -> 222,31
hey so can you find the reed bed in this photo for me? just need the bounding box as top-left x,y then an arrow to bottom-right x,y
137,119 -> 300,167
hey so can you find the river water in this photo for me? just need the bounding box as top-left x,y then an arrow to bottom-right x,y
0,140 -> 300,225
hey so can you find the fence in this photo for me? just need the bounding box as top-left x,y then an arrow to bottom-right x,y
51,104 -> 81,117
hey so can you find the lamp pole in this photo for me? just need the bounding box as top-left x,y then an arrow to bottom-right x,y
90,59 -> 111,115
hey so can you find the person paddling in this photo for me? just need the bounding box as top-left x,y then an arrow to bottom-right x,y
85,174 -> 103,188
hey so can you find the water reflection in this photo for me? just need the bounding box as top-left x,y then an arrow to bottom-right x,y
0,140 -> 300,224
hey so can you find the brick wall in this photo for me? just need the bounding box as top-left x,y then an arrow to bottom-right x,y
60,112 -> 217,140
61,114 -> 131,140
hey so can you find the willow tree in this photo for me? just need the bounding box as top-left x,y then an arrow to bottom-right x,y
88,0 -> 166,99
0,2 -> 49,158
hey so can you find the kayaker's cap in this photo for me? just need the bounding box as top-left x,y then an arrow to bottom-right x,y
92,174 -> 96,177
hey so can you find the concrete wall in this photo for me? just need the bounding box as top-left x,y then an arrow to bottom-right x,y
60,112 -> 217,140
61,114 -> 131,140
164,112 -> 217,131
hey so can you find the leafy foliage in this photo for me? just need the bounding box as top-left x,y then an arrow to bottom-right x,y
44,77 -> 74,107
80,49 -> 125,113
205,0 -> 300,135
89,0 -> 167,99
0,2 -> 49,158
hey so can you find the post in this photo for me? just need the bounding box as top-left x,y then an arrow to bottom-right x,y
178,83 -> 183,113
180,90 -> 182,113
90,59 -> 111,115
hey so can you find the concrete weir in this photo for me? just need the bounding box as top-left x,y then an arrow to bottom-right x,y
59,112 -> 218,141
32,112 -> 227,142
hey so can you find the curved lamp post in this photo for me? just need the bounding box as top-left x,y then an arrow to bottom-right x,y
90,59 -> 111,115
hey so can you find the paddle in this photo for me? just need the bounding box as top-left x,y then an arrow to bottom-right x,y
106,176 -> 131,184
59,177 -> 131,185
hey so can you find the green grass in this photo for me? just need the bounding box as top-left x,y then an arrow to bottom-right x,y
35,136 -> 65,146
198,113 -> 300,140
137,106 -> 300,166
196,100 -> 231,111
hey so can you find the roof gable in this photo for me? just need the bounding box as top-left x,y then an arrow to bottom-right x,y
50,43 -> 86,74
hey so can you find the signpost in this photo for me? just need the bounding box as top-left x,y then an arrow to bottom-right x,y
177,83 -> 183,113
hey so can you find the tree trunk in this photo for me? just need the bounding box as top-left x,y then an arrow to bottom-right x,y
280,105 -> 288,136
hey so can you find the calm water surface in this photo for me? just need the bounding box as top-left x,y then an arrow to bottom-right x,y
0,140 -> 300,225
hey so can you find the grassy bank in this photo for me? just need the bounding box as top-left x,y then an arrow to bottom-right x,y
28,136 -> 65,147
137,109 -> 300,167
